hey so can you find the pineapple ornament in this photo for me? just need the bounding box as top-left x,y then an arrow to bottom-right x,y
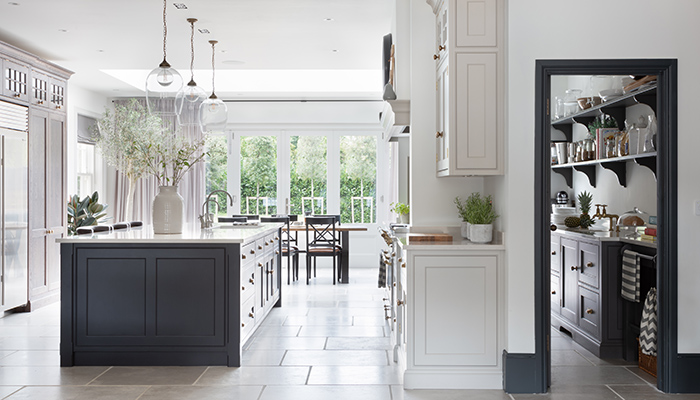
577,191 -> 594,228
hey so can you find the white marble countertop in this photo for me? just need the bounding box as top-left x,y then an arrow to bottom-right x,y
553,228 -> 657,249
57,223 -> 283,244
395,227 -> 505,251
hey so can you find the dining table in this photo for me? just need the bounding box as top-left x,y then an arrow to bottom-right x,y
286,223 -> 368,283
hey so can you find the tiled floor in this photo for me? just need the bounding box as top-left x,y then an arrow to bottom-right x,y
0,266 -> 697,399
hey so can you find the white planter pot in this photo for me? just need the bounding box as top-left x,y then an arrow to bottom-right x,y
470,223 -> 493,243
152,185 -> 184,234
460,221 -> 471,239
398,214 -> 409,224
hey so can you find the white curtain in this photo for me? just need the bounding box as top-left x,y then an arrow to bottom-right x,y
108,98 -> 206,225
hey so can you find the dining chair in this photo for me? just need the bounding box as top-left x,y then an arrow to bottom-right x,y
305,216 -> 342,285
261,216 -> 300,284
311,214 -> 341,278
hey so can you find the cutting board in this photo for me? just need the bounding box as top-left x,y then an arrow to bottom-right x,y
407,233 -> 453,243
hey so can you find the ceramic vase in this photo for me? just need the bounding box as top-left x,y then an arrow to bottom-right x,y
152,185 -> 184,234
460,221 -> 471,239
470,224 -> 493,243
398,214 -> 409,224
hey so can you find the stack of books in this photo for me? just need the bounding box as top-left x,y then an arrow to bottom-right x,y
640,218 -> 657,242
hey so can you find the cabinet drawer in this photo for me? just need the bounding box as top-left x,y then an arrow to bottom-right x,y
578,286 -> 600,338
550,235 -> 561,276
241,242 -> 257,266
262,233 -> 275,254
578,241 -> 599,289
550,274 -> 560,315
240,296 -> 256,341
241,265 -> 256,303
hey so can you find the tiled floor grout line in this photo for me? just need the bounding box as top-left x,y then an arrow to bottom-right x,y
279,350 -> 289,366
256,385 -> 267,400
133,385 -> 151,400
304,366 -> 312,385
85,365 -> 113,386
191,366 -> 210,385
323,337 -> 329,350
605,384 -> 627,399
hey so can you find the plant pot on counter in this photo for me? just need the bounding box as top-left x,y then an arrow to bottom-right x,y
470,223 -> 493,243
152,185 -> 184,234
460,221 -> 471,239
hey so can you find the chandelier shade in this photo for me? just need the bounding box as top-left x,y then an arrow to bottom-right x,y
176,18 -> 207,128
145,0 -> 183,116
199,40 -> 228,133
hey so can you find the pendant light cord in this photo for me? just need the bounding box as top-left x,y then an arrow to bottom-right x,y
189,19 -> 196,81
210,41 -> 217,98
162,0 -> 168,60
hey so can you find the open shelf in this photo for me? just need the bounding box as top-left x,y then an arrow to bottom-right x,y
552,152 -> 656,188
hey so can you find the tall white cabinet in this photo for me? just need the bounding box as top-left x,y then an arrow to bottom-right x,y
428,0 -> 504,176
395,234 -> 505,389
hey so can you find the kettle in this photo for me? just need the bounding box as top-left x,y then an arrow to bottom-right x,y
556,191 -> 569,205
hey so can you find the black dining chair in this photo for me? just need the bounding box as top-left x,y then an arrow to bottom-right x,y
311,214 -> 341,278
261,216 -> 300,284
305,216 -> 342,285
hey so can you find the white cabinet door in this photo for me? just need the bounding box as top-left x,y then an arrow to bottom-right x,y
454,0 -> 497,47
413,254 -> 498,366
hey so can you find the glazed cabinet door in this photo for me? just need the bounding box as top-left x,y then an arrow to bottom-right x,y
413,254 -> 498,366
3,59 -> 29,102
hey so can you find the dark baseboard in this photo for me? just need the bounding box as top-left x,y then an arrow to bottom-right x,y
502,350 -> 545,393
674,354 -> 700,392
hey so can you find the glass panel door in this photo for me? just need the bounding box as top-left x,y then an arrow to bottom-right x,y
290,135 -> 327,216
240,135 -> 278,216
340,135 -> 376,223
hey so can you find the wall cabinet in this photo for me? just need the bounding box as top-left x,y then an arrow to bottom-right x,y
394,239 -> 504,389
428,0 -> 504,176
551,232 -> 624,358
2,41 -> 71,311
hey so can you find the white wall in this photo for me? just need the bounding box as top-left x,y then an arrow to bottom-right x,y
408,0 -> 484,229
507,0 -> 700,353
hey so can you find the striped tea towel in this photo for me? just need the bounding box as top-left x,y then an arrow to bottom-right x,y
640,287 -> 658,356
378,254 -> 387,288
621,250 -> 641,302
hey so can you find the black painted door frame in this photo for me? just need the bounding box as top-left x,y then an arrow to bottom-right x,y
534,59 -> 678,392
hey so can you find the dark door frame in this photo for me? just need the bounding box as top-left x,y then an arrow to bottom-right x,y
532,59 -> 679,392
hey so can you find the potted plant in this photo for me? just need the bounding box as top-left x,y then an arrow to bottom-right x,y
456,193 -> 498,243
390,202 -> 410,224
454,193 -> 479,239
67,191 -> 109,235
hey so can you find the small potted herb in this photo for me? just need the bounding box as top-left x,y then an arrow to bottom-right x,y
390,202 -> 410,224
455,193 -> 498,243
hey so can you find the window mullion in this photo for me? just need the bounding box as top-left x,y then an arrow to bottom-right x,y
327,132 -> 340,215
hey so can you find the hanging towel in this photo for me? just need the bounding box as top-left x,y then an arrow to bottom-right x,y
378,254 -> 387,288
640,287 -> 658,356
621,250 -> 641,302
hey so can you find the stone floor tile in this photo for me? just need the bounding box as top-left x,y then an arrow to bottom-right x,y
551,350 -> 595,366
246,336 -> 327,350
195,366 -> 310,386
393,386 -> 512,400
0,366 -> 109,386
298,325 -> 385,337
4,385 -> 148,400
325,337 -> 393,350
241,349 -> 287,366
0,350 -> 60,366
89,366 -> 207,386
260,385 -> 392,400
307,366 -> 402,385
282,350 -> 389,366
551,366 -> 648,386
139,385 -> 263,400
511,384 -> 623,399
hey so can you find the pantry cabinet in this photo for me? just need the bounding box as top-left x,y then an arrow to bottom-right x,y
550,231 -> 625,358
428,0 -> 504,176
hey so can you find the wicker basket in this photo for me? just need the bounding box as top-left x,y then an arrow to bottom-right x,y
638,338 -> 657,377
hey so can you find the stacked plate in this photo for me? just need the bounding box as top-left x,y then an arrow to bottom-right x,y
551,206 -> 577,229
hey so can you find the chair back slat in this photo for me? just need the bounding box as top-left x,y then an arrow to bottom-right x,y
305,216 -> 338,251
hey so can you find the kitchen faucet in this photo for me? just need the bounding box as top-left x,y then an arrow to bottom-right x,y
200,190 -> 235,229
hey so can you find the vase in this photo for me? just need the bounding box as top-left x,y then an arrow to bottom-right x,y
152,185 -> 184,234
398,214 -> 409,224
470,224 -> 493,243
460,221 -> 471,239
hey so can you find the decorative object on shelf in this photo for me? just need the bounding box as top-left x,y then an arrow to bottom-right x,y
67,191 -> 108,236
577,190 -> 593,229
644,114 -> 657,153
455,193 -> 498,242
562,89 -> 582,116
176,18 -> 207,128
199,40 -> 228,133
390,202 -> 410,224
382,44 -> 397,100
152,185 -> 184,234
616,207 -> 649,238
94,99 -> 164,221
588,114 -> 618,139
145,0 -> 184,117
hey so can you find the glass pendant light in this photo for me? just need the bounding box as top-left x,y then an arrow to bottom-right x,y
199,40 -> 228,133
145,0 -> 184,116
176,18 -> 207,127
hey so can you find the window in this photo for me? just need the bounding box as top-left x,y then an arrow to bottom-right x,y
340,135 -> 376,223
240,135 -> 277,215
76,143 -> 95,198
205,134 -> 229,216
290,135 -> 327,216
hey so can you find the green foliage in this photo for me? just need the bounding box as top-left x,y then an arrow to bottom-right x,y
206,135 -> 228,215
140,133 -> 209,187
241,136 -> 278,215
67,191 -> 108,235
577,190 -> 593,214
340,136 -> 376,223
455,193 -> 499,224
587,114 -> 618,136
291,136 -> 327,215
390,202 -> 409,215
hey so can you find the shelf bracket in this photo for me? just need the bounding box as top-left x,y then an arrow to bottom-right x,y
573,164 -> 596,187
600,161 -> 627,187
552,125 -> 572,143
634,93 -> 657,113
634,154 -> 657,180
552,167 -> 573,188
572,115 -> 596,129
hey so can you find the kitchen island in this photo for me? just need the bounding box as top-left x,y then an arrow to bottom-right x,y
58,223 -> 283,367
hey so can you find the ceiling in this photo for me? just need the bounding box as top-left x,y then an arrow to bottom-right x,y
0,0 -> 393,100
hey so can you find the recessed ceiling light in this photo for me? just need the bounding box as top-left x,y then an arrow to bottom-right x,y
58,29 -> 68,33
173,3 -> 187,9
198,28 -> 210,34
324,18 -> 334,21
8,2 -> 19,6
97,49 -> 104,53
332,49 -> 339,53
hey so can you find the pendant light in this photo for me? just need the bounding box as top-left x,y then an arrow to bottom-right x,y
145,0 -> 184,116
199,40 -> 228,133
176,18 -> 207,128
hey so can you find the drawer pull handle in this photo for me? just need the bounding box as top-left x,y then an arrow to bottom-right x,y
586,308 -> 594,315
433,54 -> 440,60
382,298 -> 389,301
398,258 -> 402,262
242,254 -> 247,259
275,250 -> 280,255
258,262 -> 263,267
586,262 -> 594,267
250,250 -> 255,254
435,131 -> 443,138
401,263 -> 406,268
249,312 -> 254,318
258,245 -> 263,250
397,300 -> 405,306
385,316 -> 391,320
242,286 -> 245,290
551,290 -> 556,295
438,45 -> 446,51
249,278 -> 254,284
275,236 -> 279,240
551,251 -> 556,255
241,323 -> 245,327
571,266 -> 579,271
267,270 -> 274,274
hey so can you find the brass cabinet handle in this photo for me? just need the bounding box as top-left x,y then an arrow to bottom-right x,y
249,278 -> 254,284
586,308 -> 594,315
55,105 -> 61,109
438,45 -> 446,51
241,323 -> 245,327
385,316 -> 391,320
435,131 -> 444,138
551,290 -> 556,295
382,298 -> 389,301
258,245 -> 263,250
401,263 -> 406,268
551,251 -> 556,255
586,262 -> 594,267
249,312 -> 254,318
37,100 -> 43,104
250,249 -> 255,254
398,258 -> 402,262
242,254 -> 247,259
571,266 -> 579,271
397,300 -> 405,306
275,250 -> 280,255
275,236 -> 279,240
258,262 -> 263,267
267,270 -> 274,274
13,93 -> 20,97
433,54 -> 440,60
